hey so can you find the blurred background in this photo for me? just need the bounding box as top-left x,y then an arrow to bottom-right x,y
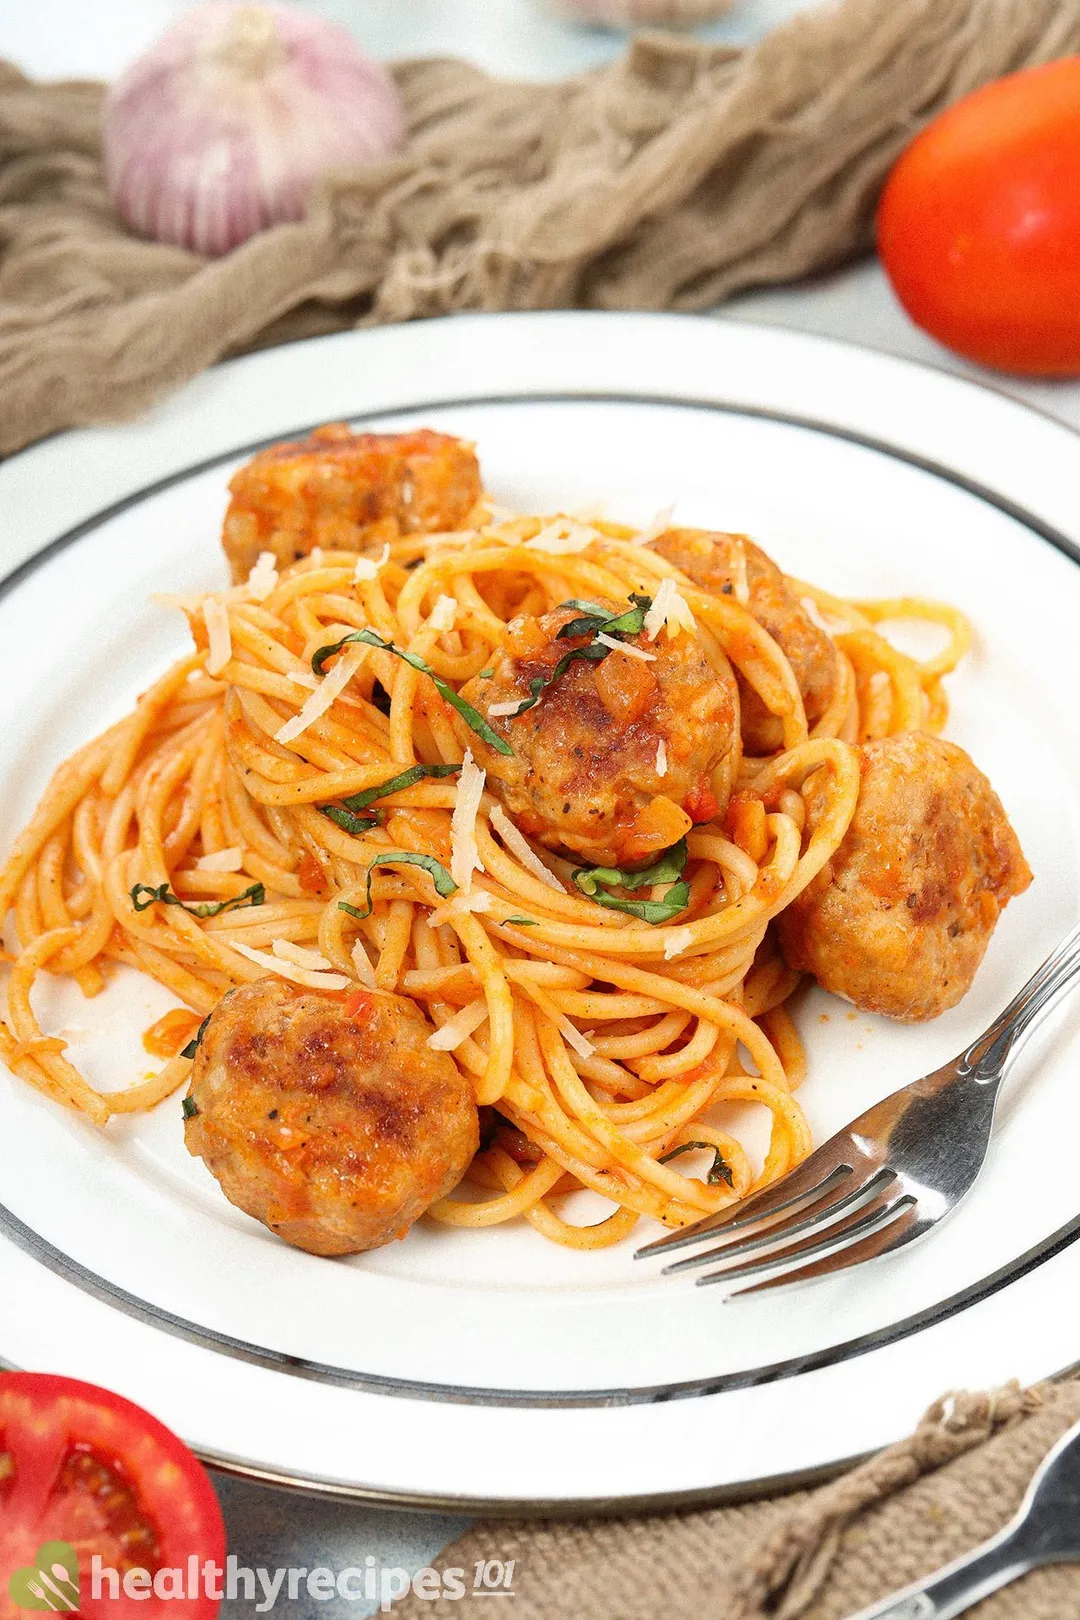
2,0 -> 809,81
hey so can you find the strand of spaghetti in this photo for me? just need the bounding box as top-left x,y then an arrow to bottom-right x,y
36,825 -> 113,985
838,629 -> 928,734
375,899 -> 414,992
4,927 -> 111,1123
711,1071 -> 813,1183
536,1016 -> 733,1214
443,910 -> 514,1105
587,1009 -> 690,1057
659,1124 -> 755,1201
496,1086 -> 714,1228
0,728 -> 122,921
105,1053 -> 192,1114
486,1147 -> 643,1250
843,595 -> 972,679
163,710 -> 226,866
100,652 -> 204,796
429,1154 -> 565,1226
634,1015 -> 720,1081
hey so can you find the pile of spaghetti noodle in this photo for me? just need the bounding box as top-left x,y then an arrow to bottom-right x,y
0,502 -> 970,1249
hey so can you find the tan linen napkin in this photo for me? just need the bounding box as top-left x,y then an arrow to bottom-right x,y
2,0 -> 1080,456
392,1378 -> 1080,1619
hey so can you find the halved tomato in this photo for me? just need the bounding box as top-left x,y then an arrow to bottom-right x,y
0,1373 -> 224,1619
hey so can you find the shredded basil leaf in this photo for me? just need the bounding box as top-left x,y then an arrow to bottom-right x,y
498,593 -> 656,720
659,1141 -> 734,1187
318,804 -> 381,836
180,1012 -> 212,1061
342,762 -> 462,813
312,630 -> 511,756
318,763 -> 463,839
555,593 -> 652,642
503,643 -> 610,719
181,1095 -> 200,1118
130,881 -> 265,919
578,884 -> 691,923
571,839 -> 689,925
574,839 -> 688,896
478,667 -> 494,679
502,916 -> 538,926
337,852 -> 457,922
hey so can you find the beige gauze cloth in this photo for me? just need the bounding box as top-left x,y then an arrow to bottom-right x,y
4,0 -> 1080,455
392,1378 -> 1080,1619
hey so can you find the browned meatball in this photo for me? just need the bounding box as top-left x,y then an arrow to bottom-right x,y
459,603 -> 740,868
184,978 -> 478,1255
777,732 -> 1032,1022
651,527 -> 838,753
222,425 -> 482,583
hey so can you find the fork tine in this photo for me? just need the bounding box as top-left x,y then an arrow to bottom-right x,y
661,1165 -> 898,1275
724,1201 -> 923,1299
634,1158 -> 855,1261
694,1190 -> 917,1289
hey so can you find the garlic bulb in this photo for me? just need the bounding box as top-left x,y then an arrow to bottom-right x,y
103,3 -> 406,256
549,0 -> 735,24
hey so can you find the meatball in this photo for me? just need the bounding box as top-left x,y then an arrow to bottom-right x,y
777,732 -> 1032,1021
651,527 -> 838,753
459,603 -> 740,867
222,425 -> 482,583
184,978 -> 478,1255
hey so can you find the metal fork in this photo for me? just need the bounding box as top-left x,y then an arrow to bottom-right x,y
849,1414 -> 1080,1618
636,919 -> 1080,1296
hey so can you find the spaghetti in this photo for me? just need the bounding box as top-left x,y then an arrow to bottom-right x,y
0,483 -> 970,1249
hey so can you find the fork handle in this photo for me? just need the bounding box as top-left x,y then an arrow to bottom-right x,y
958,917 -> 1080,1085
847,1527 -> 1033,1619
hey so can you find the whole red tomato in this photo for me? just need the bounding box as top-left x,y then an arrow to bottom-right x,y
877,56 -> 1080,376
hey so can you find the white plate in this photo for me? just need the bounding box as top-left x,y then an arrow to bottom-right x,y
2,312 -> 1080,1512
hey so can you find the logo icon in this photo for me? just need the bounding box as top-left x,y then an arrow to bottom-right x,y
7,1542 -> 79,1613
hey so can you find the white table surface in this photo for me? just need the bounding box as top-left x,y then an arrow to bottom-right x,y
3,2 -> 1080,1614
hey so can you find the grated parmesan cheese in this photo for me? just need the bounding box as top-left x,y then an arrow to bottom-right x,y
230,939 -> 350,990
556,1015 -> 595,1060
450,751 -> 487,895
245,550 -> 279,601
490,804 -> 564,892
428,595 -> 458,632
663,926 -> 694,961
196,847 -> 243,872
800,595 -> 833,633
288,669 -> 319,690
275,645 -> 365,745
427,997 -> 490,1052
595,632 -> 657,662
487,700 -> 525,718
655,739 -> 668,778
428,889 -> 493,928
272,939 -> 335,973
636,503 -> 675,546
353,543 -> 391,583
351,939 -> 377,988
643,577 -> 695,642
203,599 -> 232,676
729,538 -> 750,605
523,518 -> 599,556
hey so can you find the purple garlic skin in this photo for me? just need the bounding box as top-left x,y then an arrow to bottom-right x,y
103,2 -> 407,256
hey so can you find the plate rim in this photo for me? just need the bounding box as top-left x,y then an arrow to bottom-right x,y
3,311 -> 1080,1508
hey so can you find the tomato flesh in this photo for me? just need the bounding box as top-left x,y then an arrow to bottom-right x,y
877,57 -> 1080,375
0,1374 -> 224,1620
